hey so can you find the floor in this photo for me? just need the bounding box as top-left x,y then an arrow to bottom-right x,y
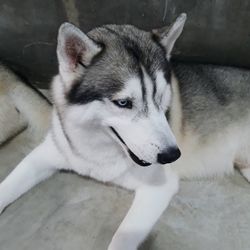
0,128 -> 249,250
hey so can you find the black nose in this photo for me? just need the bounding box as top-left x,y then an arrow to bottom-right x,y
157,147 -> 181,164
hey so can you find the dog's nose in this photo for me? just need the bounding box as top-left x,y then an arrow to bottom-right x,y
157,147 -> 181,164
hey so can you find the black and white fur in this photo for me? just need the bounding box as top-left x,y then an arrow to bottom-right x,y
0,13 -> 250,250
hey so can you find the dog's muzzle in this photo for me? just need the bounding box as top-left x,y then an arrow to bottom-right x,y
110,127 -> 151,167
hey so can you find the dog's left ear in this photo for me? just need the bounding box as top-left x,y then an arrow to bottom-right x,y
152,13 -> 187,60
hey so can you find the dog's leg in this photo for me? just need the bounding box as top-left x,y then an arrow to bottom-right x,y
108,168 -> 179,250
0,134 -> 64,214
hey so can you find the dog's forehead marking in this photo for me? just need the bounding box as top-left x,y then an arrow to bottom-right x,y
114,76 -> 143,99
141,66 -> 154,112
119,69 -> 171,115
141,68 -> 171,112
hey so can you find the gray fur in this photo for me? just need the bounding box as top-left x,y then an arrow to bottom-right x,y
173,62 -> 250,138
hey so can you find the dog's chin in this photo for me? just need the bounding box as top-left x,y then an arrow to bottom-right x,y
109,127 -> 152,167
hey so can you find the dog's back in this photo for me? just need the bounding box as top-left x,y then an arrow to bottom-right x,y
170,63 -> 250,180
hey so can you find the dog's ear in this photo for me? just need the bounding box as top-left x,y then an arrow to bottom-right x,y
57,22 -> 102,81
152,13 -> 186,60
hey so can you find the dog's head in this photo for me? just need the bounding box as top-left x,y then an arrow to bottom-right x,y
55,14 -> 186,167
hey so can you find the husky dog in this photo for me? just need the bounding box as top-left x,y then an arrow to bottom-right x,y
0,13 -> 250,249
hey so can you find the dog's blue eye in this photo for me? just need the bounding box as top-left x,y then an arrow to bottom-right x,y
112,99 -> 132,109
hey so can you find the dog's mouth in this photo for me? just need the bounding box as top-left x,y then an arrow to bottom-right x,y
110,127 -> 152,167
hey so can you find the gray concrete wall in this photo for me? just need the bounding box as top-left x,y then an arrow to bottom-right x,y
0,0 -> 250,88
